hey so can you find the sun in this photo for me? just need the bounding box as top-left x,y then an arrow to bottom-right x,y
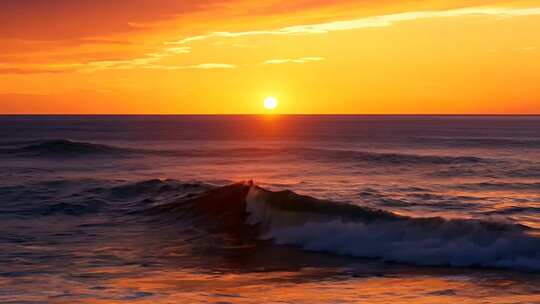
264,97 -> 278,110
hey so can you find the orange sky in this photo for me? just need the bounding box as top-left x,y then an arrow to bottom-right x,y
0,0 -> 539,114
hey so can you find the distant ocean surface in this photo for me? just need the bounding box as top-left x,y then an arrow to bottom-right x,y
1,115 -> 539,303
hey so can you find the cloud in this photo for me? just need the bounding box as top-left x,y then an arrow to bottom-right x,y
152,63 -> 236,70
146,63 -> 236,70
166,7 -> 540,45
84,61 -> 236,71
164,47 -> 192,54
1,46 -> 232,73
0,67 -> 75,74
6,5 -> 538,74
82,46 -> 192,71
264,57 -> 325,64
2,1 -> 521,41
0,0 -> 223,40
184,63 -> 236,69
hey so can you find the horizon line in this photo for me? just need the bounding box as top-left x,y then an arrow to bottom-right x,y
1,113 -> 540,116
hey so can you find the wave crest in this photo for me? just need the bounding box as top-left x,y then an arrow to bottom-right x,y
10,139 -> 128,157
146,182 -> 540,272
244,185 -> 540,271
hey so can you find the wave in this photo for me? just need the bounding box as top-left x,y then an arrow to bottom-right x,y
2,139 -> 133,157
108,179 -> 212,200
0,139 -> 45,147
5,177 -> 539,271
156,147 -> 487,165
455,182 -> 540,192
148,182 -> 540,272
38,199 -> 107,216
1,178 -> 213,217
0,139 -> 490,165
322,149 -> 486,165
415,136 -> 540,148
487,206 -> 540,215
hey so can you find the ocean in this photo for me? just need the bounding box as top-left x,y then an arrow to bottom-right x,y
0,115 -> 539,303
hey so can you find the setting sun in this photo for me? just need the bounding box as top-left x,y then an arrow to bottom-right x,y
264,97 -> 278,110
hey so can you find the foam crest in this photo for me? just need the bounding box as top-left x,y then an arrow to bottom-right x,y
246,185 -> 540,271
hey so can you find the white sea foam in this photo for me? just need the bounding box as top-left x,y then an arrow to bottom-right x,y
246,186 -> 540,271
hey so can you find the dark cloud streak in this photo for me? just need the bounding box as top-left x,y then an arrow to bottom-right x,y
0,0 -> 221,40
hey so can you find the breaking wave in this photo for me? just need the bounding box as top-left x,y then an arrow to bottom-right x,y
148,182 -> 540,272
3,177 -> 539,271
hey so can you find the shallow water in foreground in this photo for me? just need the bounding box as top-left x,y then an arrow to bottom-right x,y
1,115 -> 539,303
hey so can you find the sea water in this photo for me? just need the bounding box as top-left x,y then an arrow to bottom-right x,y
0,115 -> 539,303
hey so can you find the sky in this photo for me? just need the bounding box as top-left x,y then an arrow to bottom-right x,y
0,0 -> 539,114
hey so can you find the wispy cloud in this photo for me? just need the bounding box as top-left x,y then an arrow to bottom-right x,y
8,6 -> 538,74
166,7 -> 540,45
0,62 -> 84,74
83,46 -> 192,71
264,57 -> 325,64
0,67 -> 74,74
102,62 -> 237,71
185,63 -> 236,69
519,46 -> 537,51
149,63 -> 236,70
0,47 -> 237,74
164,47 -> 191,54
